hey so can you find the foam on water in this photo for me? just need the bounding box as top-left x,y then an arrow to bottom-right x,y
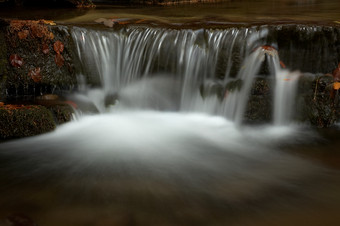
0,110 -> 319,203
0,26 -> 324,208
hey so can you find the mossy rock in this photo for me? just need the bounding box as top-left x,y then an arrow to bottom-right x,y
3,20 -> 77,98
0,23 -> 7,98
46,104 -> 74,125
0,104 -> 56,139
296,74 -> 338,127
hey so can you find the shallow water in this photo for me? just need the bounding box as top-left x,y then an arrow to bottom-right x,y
0,111 -> 340,225
1,0 -> 340,24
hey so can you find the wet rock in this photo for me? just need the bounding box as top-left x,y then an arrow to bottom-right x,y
244,95 -> 272,123
296,74 -> 338,128
0,22 -> 7,98
244,77 -> 273,123
200,81 -> 225,100
1,19 -> 77,99
47,104 -> 74,125
273,25 -> 340,74
0,103 -> 56,139
34,94 -> 75,124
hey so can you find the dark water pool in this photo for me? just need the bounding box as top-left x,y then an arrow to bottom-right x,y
1,0 -> 340,24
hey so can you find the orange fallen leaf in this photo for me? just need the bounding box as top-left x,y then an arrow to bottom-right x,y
64,100 -> 78,109
28,67 -> 42,83
42,43 -> 49,54
55,53 -> 64,67
18,30 -> 29,39
9,54 -> 24,67
41,20 -> 56,26
280,60 -> 286,68
53,40 -> 64,54
261,45 -> 277,51
49,32 -> 55,40
284,78 -> 291,81
258,45 -> 278,56
333,82 -> 340,90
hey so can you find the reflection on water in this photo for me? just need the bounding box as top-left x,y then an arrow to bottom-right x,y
0,0 -> 340,23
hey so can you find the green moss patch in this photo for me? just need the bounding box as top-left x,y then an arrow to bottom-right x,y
0,104 -> 56,139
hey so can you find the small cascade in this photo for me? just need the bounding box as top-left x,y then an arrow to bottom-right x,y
222,47 -> 266,124
272,62 -> 300,125
71,26 -> 300,125
71,26 -> 261,114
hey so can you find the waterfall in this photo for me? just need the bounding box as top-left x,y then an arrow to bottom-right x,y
71,26 -> 299,124
272,61 -> 300,125
0,26 -> 331,225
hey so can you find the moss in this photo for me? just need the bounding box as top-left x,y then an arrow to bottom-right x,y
0,104 -> 56,139
297,74 -> 338,127
244,95 -> 272,123
47,104 -> 74,125
4,20 -> 76,98
0,27 -> 7,98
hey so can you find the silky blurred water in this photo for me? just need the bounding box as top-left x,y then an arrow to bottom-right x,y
1,1 -> 340,225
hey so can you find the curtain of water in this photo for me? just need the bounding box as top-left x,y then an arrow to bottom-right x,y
270,54 -> 300,125
71,26 -> 300,124
71,27 -> 261,113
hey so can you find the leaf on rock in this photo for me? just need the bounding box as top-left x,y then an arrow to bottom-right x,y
260,45 -> 278,56
41,19 -> 56,26
42,44 -> 49,54
53,41 -> 64,54
9,54 -> 24,67
49,32 -> 55,40
332,63 -> 340,82
333,82 -> 340,90
64,100 -> 78,109
42,44 -> 50,54
18,29 -> 29,39
10,20 -> 25,32
30,23 -> 44,38
280,60 -> 286,68
55,53 -> 64,67
29,67 -> 42,83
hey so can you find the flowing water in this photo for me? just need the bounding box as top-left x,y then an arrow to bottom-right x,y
0,26 -> 340,225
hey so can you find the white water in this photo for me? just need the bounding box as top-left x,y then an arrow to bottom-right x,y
72,27 -> 261,115
72,27 -> 299,124
0,110 -> 319,204
271,53 -> 301,125
0,27 -> 316,211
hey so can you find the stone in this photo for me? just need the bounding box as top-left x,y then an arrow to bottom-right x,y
0,104 -> 56,139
